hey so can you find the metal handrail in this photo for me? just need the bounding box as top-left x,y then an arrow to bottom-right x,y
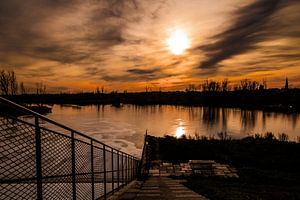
0,96 -> 140,199
138,130 -> 150,178
0,97 -> 137,159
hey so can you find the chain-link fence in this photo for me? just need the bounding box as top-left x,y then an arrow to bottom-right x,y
0,97 -> 140,200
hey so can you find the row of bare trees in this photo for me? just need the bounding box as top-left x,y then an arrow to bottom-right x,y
186,79 -> 268,92
0,70 -> 47,95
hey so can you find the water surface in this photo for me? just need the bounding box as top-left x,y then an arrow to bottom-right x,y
44,104 -> 300,157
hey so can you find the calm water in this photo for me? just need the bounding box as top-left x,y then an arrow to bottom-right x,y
43,104 -> 300,157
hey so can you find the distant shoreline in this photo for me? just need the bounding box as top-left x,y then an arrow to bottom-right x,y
2,89 -> 300,113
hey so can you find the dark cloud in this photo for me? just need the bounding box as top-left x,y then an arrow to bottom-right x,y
0,0 -> 140,65
196,68 -> 219,77
102,67 -> 171,82
263,53 -> 300,60
127,67 -> 161,75
197,0 -> 300,70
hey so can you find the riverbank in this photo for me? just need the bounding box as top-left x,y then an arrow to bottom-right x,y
146,135 -> 300,200
2,89 -> 300,113
0,103 -> 52,116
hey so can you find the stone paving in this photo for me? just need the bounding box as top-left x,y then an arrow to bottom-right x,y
118,177 -> 208,200
115,160 -> 238,200
149,160 -> 239,178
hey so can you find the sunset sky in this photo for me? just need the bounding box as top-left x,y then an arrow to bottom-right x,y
0,0 -> 299,92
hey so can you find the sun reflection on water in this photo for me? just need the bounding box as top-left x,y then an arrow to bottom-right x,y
175,122 -> 185,138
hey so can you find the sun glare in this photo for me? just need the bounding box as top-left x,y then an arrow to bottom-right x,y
167,29 -> 189,55
175,123 -> 185,138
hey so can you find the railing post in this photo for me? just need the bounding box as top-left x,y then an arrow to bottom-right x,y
91,140 -> 94,200
131,157 -> 134,180
103,145 -> 106,200
137,160 -> 139,177
111,149 -> 114,194
129,156 -> 131,181
128,155 -> 130,183
135,159 -> 137,178
125,154 -> 128,184
0,97 -> 144,199
71,132 -> 76,200
124,155 -> 127,184
117,151 -> 120,189
121,153 -> 124,186
35,116 -> 43,200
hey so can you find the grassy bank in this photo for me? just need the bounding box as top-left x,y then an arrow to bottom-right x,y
147,135 -> 300,200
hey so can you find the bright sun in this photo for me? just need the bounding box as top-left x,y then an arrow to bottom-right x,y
167,29 -> 189,55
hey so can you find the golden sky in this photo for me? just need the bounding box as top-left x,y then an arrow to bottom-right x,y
0,0 -> 299,92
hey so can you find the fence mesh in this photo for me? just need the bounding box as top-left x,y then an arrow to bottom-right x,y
0,98 -> 140,200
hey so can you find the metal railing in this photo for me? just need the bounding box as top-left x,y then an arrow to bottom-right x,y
0,97 -> 140,199
138,131 -> 150,179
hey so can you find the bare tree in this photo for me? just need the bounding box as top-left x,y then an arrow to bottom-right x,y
9,71 -> 18,95
20,82 -> 27,95
36,82 -> 47,95
240,79 -> 250,90
263,79 -> 267,89
0,70 -> 18,95
251,81 -> 259,90
208,80 -> 220,91
96,87 -> 100,94
201,80 -> 209,91
186,84 -> 196,92
238,79 -> 259,91
0,70 -> 10,95
221,79 -> 229,91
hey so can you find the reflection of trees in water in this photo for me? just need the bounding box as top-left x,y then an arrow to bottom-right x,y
262,112 -> 266,130
288,114 -> 299,129
188,106 -> 199,120
97,104 -> 105,112
221,108 -> 228,131
262,111 -> 299,130
241,110 -> 257,132
202,107 -> 220,128
97,104 -> 105,118
201,107 -> 228,130
292,114 -> 298,129
131,104 -> 163,115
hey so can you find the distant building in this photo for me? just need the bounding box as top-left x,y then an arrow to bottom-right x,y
285,77 -> 289,90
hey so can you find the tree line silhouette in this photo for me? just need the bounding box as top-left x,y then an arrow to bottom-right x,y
0,69 -> 292,95
1,69 -> 299,113
0,69 -> 47,95
186,78 -> 267,92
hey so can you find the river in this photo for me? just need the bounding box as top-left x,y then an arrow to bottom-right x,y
40,104 -> 300,157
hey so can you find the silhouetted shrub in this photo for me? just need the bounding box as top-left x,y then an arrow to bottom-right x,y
278,133 -> 289,142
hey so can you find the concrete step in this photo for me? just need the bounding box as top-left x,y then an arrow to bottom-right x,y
118,177 -> 209,200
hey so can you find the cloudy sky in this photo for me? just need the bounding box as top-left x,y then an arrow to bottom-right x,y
0,0 -> 299,92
